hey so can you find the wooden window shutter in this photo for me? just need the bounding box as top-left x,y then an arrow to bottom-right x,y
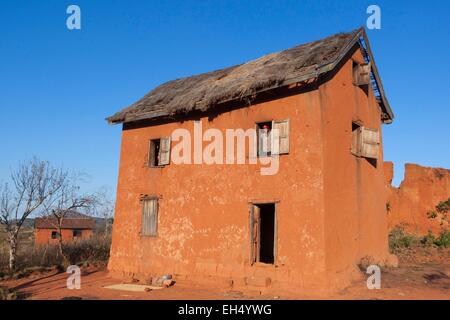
351,126 -> 362,156
360,127 -> 380,159
249,204 -> 260,265
353,62 -> 371,86
249,205 -> 255,265
142,198 -> 158,236
271,119 -> 290,155
159,137 -> 171,166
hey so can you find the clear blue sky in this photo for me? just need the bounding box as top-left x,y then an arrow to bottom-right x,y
0,0 -> 449,194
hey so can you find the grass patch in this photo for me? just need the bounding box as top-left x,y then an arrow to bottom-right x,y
389,226 -> 450,253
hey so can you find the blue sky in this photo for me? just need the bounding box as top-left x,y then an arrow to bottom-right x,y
0,0 -> 449,195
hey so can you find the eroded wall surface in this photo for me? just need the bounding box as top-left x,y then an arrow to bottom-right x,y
320,49 -> 390,290
385,162 -> 450,235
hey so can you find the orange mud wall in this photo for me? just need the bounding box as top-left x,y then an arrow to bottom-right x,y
385,162 -> 450,235
35,229 -> 93,246
108,48 -> 391,293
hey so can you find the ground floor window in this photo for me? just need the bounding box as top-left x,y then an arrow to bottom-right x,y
73,230 -> 82,238
250,203 -> 276,264
141,197 -> 159,237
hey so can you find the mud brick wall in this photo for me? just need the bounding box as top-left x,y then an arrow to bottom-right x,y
385,162 -> 450,235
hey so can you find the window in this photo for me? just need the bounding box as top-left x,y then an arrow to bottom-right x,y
256,119 -> 290,157
352,122 -> 380,162
353,61 -> 371,86
51,231 -> 60,239
141,197 -> 158,237
73,230 -> 82,238
149,137 -> 171,167
351,122 -> 362,156
257,122 -> 272,157
250,203 -> 276,265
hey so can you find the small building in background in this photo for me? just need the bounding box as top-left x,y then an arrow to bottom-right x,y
34,211 -> 96,245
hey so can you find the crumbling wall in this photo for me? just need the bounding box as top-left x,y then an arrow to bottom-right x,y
385,162 -> 450,235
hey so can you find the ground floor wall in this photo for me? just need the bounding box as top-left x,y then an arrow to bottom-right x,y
108,165 -> 332,292
35,228 -> 94,246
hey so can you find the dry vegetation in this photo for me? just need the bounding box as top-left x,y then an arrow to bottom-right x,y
389,227 -> 449,251
0,225 -> 111,279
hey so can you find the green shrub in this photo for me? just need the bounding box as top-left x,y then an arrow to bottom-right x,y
389,226 -> 419,252
436,198 -> 450,214
434,231 -> 450,248
421,230 -> 436,247
427,211 -> 438,219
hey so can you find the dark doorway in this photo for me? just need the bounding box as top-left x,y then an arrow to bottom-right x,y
259,204 -> 275,263
251,203 -> 276,264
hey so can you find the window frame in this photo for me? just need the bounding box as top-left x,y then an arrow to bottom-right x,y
148,137 -> 171,167
149,139 -> 163,167
249,201 -> 278,266
140,196 -> 159,238
256,119 -> 290,158
256,121 -> 273,158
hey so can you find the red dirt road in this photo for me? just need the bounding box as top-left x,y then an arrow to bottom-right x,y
1,249 -> 449,300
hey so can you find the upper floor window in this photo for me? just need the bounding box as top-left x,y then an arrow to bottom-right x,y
352,122 -> 380,161
256,119 -> 290,157
149,137 -> 171,167
352,61 -> 371,87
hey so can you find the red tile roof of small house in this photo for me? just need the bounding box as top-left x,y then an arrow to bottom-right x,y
34,211 -> 96,230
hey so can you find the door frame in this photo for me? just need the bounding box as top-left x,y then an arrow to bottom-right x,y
249,201 -> 278,266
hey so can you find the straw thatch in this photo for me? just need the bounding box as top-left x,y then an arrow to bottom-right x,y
107,28 -> 392,124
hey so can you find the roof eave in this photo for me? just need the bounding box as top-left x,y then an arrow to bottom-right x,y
358,28 -> 394,123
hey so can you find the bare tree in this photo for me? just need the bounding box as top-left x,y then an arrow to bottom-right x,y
41,174 -> 95,263
0,158 -> 66,270
92,188 -> 115,238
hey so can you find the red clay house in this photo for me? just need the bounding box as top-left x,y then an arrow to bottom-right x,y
34,211 -> 95,245
107,28 -> 396,293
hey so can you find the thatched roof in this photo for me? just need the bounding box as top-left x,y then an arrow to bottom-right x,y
107,27 -> 393,125
35,211 -> 95,230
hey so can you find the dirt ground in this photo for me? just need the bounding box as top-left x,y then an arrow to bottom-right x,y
1,248 -> 449,300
